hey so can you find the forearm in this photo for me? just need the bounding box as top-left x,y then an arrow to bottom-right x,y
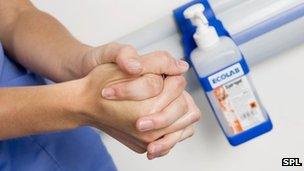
0,1 -> 92,82
0,81 -> 85,140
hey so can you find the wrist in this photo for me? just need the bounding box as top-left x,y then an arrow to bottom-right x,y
54,79 -> 90,128
65,76 -> 104,127
63,43 -> 93,80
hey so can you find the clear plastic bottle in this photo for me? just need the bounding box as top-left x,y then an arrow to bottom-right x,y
184,4 -> 272,145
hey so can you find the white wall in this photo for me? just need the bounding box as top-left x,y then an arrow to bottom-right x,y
31,1 -> 304,171
31,0 -> 188,46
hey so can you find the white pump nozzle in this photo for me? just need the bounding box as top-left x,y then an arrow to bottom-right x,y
183,4 -> 208,26
183,3 -> 220,49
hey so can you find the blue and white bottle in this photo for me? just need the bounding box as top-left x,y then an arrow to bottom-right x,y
184,4 -> 272,146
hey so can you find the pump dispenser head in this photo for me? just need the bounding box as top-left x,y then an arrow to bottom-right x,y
183,3 -> 220,49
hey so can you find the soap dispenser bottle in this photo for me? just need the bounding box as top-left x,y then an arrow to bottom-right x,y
184,4 -> 272,146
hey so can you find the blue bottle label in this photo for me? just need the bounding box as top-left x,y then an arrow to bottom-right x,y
208,63 -> 244,89
199,57 -> 250,92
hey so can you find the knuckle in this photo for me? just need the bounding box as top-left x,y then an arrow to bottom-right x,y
145,75 -> 163,96
139,133 -> 157,143
181,127 -> 195,140
161,142 -> 171,151
138,134 -> 149,143
154,51 -> 171,58
103,43 -> 121,54
107,42 -> 121,49
121,44 -> 136,53
189,129 -> 195,138
193,109 -> 202,122
180,98 -> 189,114
139,105 -> 154,116
189,126 -> 195,133
109,84 -> 127,98
152,51 -> 180,74
154,51 -> 171,62
117,45 -> 136,59
175,76 -> 187,88
156,115 -> 170,127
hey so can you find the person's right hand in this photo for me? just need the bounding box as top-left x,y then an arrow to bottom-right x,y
78,43 -> 201,159
74,63 -> 201,159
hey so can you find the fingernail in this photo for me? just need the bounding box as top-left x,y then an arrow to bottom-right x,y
147,153 -> 155,160
127,59 -> 142,71
150,144 -> 162,155
137,120 -> 154,131
177,60 -> 189,71
101,88 -> 115,99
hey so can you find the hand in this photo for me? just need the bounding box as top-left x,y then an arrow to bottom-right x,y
80,43 -> 189,82
80,43 -> 200,159
75,64 -> 201,159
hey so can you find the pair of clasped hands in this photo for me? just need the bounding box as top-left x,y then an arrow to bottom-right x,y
78,43 -> 201,160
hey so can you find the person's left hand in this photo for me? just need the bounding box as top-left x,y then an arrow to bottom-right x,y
81,43 -> 189,76
79,43 -> 199,159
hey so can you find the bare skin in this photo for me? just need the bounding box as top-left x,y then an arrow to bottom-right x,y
0,0 -> 201,159
0,64 -> 201,159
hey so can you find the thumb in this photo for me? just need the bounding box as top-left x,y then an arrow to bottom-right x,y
98,43 -> 142,74
97,43 -> 189,76
139,51 -> 189,75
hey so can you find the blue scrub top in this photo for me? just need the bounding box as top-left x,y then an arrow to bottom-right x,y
0,42 -> 117,171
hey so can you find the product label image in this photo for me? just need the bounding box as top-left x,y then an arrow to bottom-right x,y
212,76 -> 266,134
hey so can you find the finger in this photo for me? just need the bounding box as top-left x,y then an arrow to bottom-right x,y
147,149 -> 170,160
155,91 -> 201,135
165,92 -> 201,133
140,51 -> 189,75
102,74 -> 164,100
146,129 -> 183,159
136,76 -> 187,131
147,125 -> 194,160
99,43 -> 142,74
179,125 -> 195,142
136,94 -> 188,131
113,132 -> 146,154
100,125 -> 147,153
151,76 -> 187,111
